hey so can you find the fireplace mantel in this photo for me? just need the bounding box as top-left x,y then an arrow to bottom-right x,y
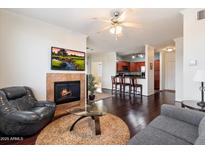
46,73 -> 85,116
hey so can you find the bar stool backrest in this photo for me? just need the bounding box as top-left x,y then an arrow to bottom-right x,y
118,76 -> 124,84
124,77 -> 132,84
132,77 -> 138,85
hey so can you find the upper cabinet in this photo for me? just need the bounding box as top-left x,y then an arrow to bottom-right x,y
116,53 -> 145,73
117,61 -> 130,72
130,62 -> 145,72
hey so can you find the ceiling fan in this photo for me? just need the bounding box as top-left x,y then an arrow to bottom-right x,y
92,9 -> 141,40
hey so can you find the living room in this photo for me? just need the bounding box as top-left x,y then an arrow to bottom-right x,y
0,0 -> 205,153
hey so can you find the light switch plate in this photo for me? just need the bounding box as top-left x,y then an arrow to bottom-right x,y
189,60 -> 197,66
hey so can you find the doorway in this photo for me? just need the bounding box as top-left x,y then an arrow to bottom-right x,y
91,62 -> 102,93
165,51 -> 175,90
165,56 -> 175,90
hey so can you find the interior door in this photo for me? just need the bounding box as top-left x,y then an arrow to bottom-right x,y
154,60 -> 160,90
165,55 -> 175,90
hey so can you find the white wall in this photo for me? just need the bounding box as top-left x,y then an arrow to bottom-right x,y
90,52 -> 116,89
87,54 -> 91,74
174,37 -> 183,101
0,10 -> 87,99
145,44 -> 155,95
182,9 -> 205,100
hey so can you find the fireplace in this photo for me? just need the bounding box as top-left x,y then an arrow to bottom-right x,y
54,81 -> 80,105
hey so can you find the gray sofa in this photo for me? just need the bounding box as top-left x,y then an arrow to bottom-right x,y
128,104 -> 205,145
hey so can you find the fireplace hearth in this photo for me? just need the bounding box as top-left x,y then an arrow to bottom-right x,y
54,81 -> 80,105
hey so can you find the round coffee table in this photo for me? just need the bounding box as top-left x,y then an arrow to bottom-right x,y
66,103 -> 107,135
69,111 -> 106,135
181,100 -> 205,112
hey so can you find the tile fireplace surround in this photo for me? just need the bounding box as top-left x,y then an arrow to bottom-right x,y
46,73 -> 85,116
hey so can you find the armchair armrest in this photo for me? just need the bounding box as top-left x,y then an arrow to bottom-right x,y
0,91 -> 9,103
161,104 -> 205,126
6,111 -> 40,123
34,101 -> 56,108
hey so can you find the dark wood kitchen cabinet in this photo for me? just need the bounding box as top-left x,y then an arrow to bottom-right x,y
117,61 -> 130,72
130,62 -> 145,72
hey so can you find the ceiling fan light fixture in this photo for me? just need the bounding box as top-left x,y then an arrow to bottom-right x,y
167,48 -> 174,52
109,25 -> 122,35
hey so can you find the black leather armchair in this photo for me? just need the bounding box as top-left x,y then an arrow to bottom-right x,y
0,86 -> 56,136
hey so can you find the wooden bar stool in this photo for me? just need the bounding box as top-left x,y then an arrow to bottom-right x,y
118,76 -> 124,94
131,77 -> 143,98
122,76 -> 132,95
111,76 -> 122,94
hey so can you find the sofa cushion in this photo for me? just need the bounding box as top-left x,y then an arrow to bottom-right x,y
161,104 -> 205,126
3,87 -> 26,100
128,126 -> 191,145
149,115 -> 198,144
199,116 -> 205,136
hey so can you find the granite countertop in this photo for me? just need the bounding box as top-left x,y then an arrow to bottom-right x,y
124,75 -> 146,79
116,74 -> 146,79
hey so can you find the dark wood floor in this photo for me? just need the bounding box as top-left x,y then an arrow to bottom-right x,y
0,90 -> 175,145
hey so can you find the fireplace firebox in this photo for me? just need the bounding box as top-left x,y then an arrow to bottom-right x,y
54,81 -> 80,105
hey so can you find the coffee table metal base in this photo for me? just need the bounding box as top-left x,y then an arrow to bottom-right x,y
69,114 -> 102,135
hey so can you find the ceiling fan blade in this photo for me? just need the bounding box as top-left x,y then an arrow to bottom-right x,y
118,10 -> 127,22
118,8 -> 137,22
91,17 -> 110,23
121,22 -> 141,28
96,25 -> 112,33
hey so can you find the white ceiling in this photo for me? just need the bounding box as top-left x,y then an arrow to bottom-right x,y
6,8 -> 183,54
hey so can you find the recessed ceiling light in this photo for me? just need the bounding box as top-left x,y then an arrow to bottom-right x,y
132,55 -> 135,59
138,54 -> 144,58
